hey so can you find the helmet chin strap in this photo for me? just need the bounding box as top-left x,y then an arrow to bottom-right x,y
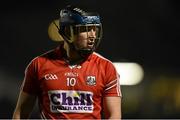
77,49 -> 93,58
64,40 -> 92,64
72,41 -> 94,59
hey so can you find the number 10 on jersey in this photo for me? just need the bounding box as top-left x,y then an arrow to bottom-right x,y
67,77 -> 76,86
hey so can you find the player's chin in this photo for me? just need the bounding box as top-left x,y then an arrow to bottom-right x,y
79,46 -> 94,52
79,44 -> 94,50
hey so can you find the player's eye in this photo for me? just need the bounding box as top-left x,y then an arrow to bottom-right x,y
79,26 -> 87,32
73,25 -> 100,35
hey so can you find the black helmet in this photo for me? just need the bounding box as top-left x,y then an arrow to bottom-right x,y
59,5 -> 102,54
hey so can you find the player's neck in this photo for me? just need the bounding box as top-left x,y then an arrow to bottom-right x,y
63,42 -> 83,65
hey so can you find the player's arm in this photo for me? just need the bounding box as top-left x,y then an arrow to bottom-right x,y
13,91 -> 37,119
103,96 -> 121,119
13,58 -> 39,119
103,61 -> 122,119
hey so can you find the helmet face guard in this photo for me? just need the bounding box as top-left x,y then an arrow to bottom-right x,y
59,6 -> 103,54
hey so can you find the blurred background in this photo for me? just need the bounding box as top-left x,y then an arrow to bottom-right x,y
0,0 -> 179,119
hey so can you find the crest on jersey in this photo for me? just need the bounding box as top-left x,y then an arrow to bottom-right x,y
86,76 -> 96,86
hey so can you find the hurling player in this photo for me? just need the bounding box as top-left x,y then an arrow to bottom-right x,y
13,5 -> 122,119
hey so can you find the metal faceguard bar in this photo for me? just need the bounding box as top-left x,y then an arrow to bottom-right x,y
68,24 -> 102,43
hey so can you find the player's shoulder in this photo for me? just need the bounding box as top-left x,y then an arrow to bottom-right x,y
92,52 -> 113,64
34,42 -> 64,62
34,49 -> 56,62
28,46 -> 61,66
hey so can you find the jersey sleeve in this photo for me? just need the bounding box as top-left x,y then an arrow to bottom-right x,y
21,58 -> 39,95
104,61 -> 122,97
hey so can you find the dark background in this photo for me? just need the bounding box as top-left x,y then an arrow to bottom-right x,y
0,0 -> 179,118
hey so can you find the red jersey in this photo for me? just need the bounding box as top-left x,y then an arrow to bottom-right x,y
22,45 -> 121,119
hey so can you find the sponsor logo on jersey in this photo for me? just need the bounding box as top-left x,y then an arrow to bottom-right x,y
86,76 -> 96,86
64,72 -> 78,77
48,90 -> 93,113
44,74 -> 58,80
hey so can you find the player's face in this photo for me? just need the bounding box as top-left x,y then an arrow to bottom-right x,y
73,26 -> 97,51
